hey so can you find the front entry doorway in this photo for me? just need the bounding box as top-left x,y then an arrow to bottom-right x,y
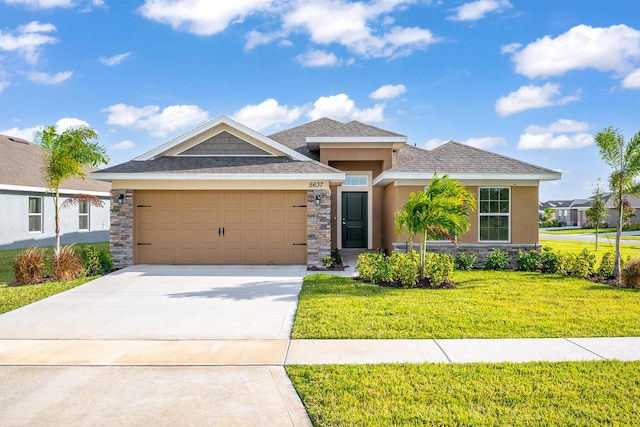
341,192 -> 368,248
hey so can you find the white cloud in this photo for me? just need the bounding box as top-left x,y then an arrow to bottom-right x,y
55,117 -> 91,131
138,0 -> 275,36
448,0 -> 512,22
0,21 -> 58,63
110,140 -> 135,150
509,24 -> 640,79
0,126 -> 39,141
500,42 -> 520,54
424,136 -> 505,150
495,83 -> 579,117
307,93 -> 384,122
622,68 -> 640,89
2,0 -> 73,8
102,103 -> 209,137
99,52 -> 131,66
245,30 -> 284,50
0,81 -> 9,92
231,98 -> 302,131
295,49 -> 339,67
518,119 -> 593,150
27,70 -> 73,84
369,84 -> 406,100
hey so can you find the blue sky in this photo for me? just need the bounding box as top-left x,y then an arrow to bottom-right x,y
1,0 -> 639,202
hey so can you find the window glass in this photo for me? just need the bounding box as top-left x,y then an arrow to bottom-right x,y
79,201 -> 89,231
479,188 -> 509,241
28,197 -> 42,232
343,175 -> 368,186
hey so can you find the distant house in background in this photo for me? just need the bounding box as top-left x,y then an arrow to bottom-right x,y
539,195 -> 640,227
0,134 -> 111,250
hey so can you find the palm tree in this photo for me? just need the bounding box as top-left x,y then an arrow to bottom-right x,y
594,127 -> 640,282
36,125 -> 109,256
395,174 -> 476,279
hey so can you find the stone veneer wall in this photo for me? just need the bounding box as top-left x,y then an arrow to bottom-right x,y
110,189 -> 134,268
393,242 -> 540,269
307,188 -> 332,268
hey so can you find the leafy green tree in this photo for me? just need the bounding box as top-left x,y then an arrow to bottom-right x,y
395,174 -> 476,280
35,125 -> 109,256
585,181 -> 608,251
595,126 -> 640,282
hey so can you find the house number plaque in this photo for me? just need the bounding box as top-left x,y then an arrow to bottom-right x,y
308,181 -> 324,188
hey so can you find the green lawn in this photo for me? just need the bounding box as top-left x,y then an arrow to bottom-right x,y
0,242 -> 109,284
0,278 -> 93,314
540,238 -> 640,258
292,272 -> 640,339
287,361 -> 640,426
540,227 -> 616,234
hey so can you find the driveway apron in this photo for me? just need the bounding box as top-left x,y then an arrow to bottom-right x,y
0,265 -> 312,427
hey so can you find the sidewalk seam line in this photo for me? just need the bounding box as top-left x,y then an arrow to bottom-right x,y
564,338 -> 608,360
433,339 -> 452,363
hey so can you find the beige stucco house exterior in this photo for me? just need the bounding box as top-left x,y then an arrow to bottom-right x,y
93,116 -> 561,268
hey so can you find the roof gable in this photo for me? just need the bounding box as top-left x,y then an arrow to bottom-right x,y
136,115 -> 310,161
176,131 -> 273,157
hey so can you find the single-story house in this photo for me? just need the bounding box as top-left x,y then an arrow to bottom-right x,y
540,195 -> 640,228
0,134 -> 111,250
92,116 -> 561,268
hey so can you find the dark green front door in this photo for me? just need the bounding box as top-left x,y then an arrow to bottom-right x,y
342,192 -> 368,248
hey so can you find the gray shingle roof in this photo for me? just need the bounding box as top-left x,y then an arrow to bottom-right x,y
389,141 -> 559,175
95,156 -> 341,175
0,134 -> 111,193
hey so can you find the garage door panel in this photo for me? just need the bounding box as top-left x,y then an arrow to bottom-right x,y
135,190 -> 307,265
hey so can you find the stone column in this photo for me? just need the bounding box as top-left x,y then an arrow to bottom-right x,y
110,189 -> 133,268
307,188 -> 331,268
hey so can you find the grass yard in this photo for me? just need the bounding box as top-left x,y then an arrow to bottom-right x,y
292,272 -> 640,339
0,242 -> 109,284
540,227 -> 616,234
0,278 -> 93,314
287,361 -> 640,426
540,238 -> 640,258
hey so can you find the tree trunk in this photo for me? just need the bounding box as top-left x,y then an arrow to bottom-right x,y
595,224 -> 599,251
54,188 -> 61,257
613,206 -> 623,285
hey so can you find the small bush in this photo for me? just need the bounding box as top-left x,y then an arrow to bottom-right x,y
388,252 -> 419,288
454,253 -> 477,270
556,249 -> 596,279
596,251 -> 615,279
541,246 -> 559,273
516,250 -> 543,272
423,252 -> 454,286
98,250 -> 113,272
331,249 -> 342,266
12,248 -> 46,285
52,246 -> 84,281
322,256 -> 335,267
621,257 -> 640,288
356,252 -> 391,285
484,249 -> 509,270
78,245 -> 103,276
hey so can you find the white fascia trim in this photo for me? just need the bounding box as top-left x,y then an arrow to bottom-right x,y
135,115 -> 310,162
89,172 -> 346,181
373,171 -> 562,186
0,184 -> 110,197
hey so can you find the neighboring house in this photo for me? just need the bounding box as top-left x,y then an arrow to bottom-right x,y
93,116 -> 561,268
0,134 -> 111,250
540,195 -> 640,227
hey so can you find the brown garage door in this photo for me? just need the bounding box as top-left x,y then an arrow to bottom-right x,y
134,190 -> 307,264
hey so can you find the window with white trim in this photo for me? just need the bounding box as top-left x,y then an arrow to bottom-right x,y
28,197 -> 43,233
78,201 -> 89,231
343,175 -> 368,186
479,188 -> 509,241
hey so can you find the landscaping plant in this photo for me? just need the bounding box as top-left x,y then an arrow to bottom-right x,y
621,257 -> 640,288
516,250 -> 543,272
484,248 -> 509,270
12,248 -> 46,285
454,252 -> 477,270
52,246 -> 84,281
388,252 -> 419,288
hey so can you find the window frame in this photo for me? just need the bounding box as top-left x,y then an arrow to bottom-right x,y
78,200 -> 90,231
28,196 -> 43,233
478,187 -> 510,242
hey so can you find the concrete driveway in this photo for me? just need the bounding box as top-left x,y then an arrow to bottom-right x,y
0,265 -> 311,427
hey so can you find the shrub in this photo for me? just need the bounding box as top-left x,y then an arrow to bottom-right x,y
423,252 -> 454,286
516,250 -> 543,272
556,249 -> 596,279
388,252 -> 419,288
484,248 -> 509,270
356,252 -> 391,285
541,246 -> 559,273
98,249 -> 114,272
78,245 -> 103,276
331,249 -> 342,266
12,248 -> 46,285
322,256 -> 335,267
454,253 -> 477,270
621,257 -> 640,288
52,246 -> 84,281
596,251 -> 615,279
